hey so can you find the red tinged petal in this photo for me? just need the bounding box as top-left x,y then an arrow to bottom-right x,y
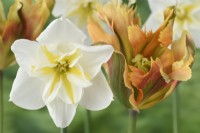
128,25 -> 149,56
88,17 -> 121,50
139,80 -> 178,109
19,0 -> 54,40
2,0 -> 22,45
142,7 -> 175,58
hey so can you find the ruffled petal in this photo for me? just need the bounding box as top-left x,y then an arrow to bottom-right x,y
46,98 -> 77,128
78,44 -> 114,79
36,18 -> 86,45
10,68 -> 45,110
80,71 -> 113,110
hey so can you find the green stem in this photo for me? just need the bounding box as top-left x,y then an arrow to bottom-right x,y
84,110 -> 91,133
0,70 -> 3,133
60,127 -> 67,133
172,89 -> 179,133
128,110 -> 138,133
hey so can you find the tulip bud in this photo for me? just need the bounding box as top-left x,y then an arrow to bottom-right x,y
0,0 -> 54,70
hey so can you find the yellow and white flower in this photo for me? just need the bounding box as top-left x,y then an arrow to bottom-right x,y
10,18 -> 113,128
52,0 -> 108,27
145,0 -> 200,47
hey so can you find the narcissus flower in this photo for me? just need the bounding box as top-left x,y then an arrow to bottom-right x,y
10,18 -> 113,128
88,1 -> 195,111
52,0 -> 111,27
146,0 -> 200,47
0,0 -> 54,70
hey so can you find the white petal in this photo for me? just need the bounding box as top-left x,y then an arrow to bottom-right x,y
59,75 -> 83,104
147,0 -> 175,12
47,98 -> 77,128
10,68 -> 45,110
144,13 -> 163,32
42,74 -> 62,103
36,18 -> 86,45
78,45 -> 114,79
52,0 -> 69,17
11,39 -> 40,72
80,71 -> 113,111
189,28 -> 200,48
67,73 -> 91,88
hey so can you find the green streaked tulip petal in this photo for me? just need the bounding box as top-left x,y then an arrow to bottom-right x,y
107,51 -> 133,109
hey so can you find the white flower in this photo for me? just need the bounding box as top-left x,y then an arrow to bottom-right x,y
10,18 -> 114,128
145,0 -> 200,47
52,0 -> 107,27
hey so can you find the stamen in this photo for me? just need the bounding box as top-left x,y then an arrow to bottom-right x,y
56,60 -> 70,73
132,54 -> 151,72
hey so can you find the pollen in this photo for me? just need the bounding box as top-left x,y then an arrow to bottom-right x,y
132,54 -> 151,73
56,60 -> 70,73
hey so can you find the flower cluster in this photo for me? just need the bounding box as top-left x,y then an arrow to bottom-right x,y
7,0 -> 197,129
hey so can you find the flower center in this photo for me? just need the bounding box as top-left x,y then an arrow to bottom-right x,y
132,54 -> 151,72
56,60 -> 70,73
175,4 -> 197,26
176,6 -> 188,22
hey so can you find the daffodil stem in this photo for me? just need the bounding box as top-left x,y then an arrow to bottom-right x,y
0,70 -> 3,133
84,109 -> 91,133
172,89 -> 179,133
60,127 -> 67,133
128,110 -> 138,133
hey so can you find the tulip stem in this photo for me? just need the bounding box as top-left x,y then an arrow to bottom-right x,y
60,127 -> 67,133
0,70 -> 3,133
84,109 -> 91,133
172,89 -> 179,133
128,110 -> 138,133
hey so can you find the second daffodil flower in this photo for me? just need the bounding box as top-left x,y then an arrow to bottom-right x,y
9,18 -> 114,128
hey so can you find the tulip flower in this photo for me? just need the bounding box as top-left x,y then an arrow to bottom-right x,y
88,1 -> 195,111
10,18 -> 113,128
146,0 -> 200,47
0,0 -> 54,70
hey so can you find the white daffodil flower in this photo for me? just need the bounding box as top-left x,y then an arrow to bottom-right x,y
145,0 -> 200,47
52,0 -> 107,27
10,18 -> 114,128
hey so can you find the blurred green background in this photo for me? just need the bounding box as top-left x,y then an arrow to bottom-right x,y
1,0 -> 200,133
